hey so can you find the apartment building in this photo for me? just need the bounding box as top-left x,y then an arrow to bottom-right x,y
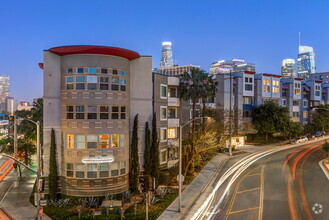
254,73 -> 281,106
280,78 -> 302,122
42,45 -> 181,196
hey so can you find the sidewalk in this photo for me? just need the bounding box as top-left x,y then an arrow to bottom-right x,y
158,137 -> 328,220
0,170 -> 51,220
319,159 -> 329,180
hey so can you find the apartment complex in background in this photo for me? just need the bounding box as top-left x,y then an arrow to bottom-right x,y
210,59 -> 255,75
281,59 -> 296,78
298,46 -> 316,79
160,42 -> 174,68
42,45 -> 181,196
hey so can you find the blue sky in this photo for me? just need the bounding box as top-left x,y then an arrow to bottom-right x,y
1,0 -> 329,102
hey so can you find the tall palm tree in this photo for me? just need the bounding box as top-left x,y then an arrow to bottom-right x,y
200,74 -> 217,116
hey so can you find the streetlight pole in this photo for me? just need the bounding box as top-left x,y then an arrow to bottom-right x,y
13,114 -> 19,187
229,70 -> 233,156
178,116 -> 207,212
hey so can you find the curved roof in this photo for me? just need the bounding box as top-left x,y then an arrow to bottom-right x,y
48,45 -> 140,60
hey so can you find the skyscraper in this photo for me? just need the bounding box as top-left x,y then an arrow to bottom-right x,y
160,42 -> 174,68
281,58 -> 296,78
297,46 -> 316,79
0,76 -> 10,103
210,59 -> 255,75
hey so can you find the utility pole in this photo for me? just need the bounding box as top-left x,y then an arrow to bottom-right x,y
229,71 -> 233,156
13,114 -> 19,187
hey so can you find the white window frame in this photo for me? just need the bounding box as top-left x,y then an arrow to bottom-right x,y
160,84 -> 168,99
160,106 -> 168,121
160,128 -> 167,142
160,150 -> 168,164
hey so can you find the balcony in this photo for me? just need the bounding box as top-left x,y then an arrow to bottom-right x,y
168,97 -> 180,106
168,118 -> 180,127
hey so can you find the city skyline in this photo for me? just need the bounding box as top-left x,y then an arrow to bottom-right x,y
1,0 -> 329,102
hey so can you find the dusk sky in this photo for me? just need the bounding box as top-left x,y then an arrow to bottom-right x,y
1,0 -> 329,102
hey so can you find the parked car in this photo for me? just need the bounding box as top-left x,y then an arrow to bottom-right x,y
314,131 -> 325,137
291,137 -> 308,144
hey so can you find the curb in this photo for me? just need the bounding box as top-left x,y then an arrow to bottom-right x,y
319,159 -> 329,181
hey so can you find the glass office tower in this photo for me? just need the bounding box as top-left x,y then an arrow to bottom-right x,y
160,42 -> 174,68
298,46 -> 316,79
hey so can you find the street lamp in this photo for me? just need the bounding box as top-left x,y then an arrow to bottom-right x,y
178,116 -> 208,212
18,118 -> 42,220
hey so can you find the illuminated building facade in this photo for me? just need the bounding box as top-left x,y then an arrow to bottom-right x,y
281,58 -> 296,78
0,76 -> 10,111
160,42 -> 174,68
159,64 -> 200,76
297,46 -> 316,79
210,59 -> 255,75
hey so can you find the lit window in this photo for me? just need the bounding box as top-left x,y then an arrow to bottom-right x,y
75,164 -> 85,178
160,85 -> 167,98
87,76 -> 97,90
76,76 -> 85,90
160,106 -> 167,120
243,97 -> 252,104
263,86 -> 270,93
315,91 -> 320,96
111,134 -> 119,148
160,128 -> 167,141
272,87 -> 279,93
67,134 -> 74,148
263,79 -> 270,85
75,135 -> 85,149
87,135 -> 98,148
303,111 -> 308,118
99,135 -> 109,148
272,80 -> 279,86
87,106 -> 97,119
295,89 -> 301,95
75,106 -> 85,119
66,106 -> 74,119
66,164 -> 74,177
100,164 -> 109,177
168,128 -> 177,139
66,76 -> 74,90
100,106 -> 109,119
88,68 -> 97,74
87,164 -> 97,178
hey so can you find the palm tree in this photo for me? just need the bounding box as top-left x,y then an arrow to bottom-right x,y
200,74 -> 217,116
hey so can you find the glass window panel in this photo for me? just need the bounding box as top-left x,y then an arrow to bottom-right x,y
77,68 -> 84,73
119,134 -> 125,147
100,164 -> 109,171
75,135 -> 85,149
113,69 -> 118,75
76,171 -> 84,178
168,128 -> 177,139
120,85 -> 126,91
88,106 -> 97,112
76,164 -> 85,171
112,106 -> 119,112
87,164 -> 97,171
67,134 -> 74,148
120,168 -> 125,175
67,106 -> 73,112
161,86 -> 167,97
121,70 -> 126,76
87,76 -> 97,83
101,68 -> 108,74
76,83 -> 85,90
120,78 -> 126,85
111,170 -> 119,176
100,84 -> 109,90
111,84 -> 119,91
66,76 -> 74,83
66,84 -> 74,90
88,68 -> 97,74
100,106 -> 109,112
67,163 -> 73,170
67,68 -> 73,74
76,76 -> 85,83
99,135 -> 109,148
120,161 -> 126,168
112,77 -> 119,84
111,162 -> 119,170
121,107 -> 126,112
100,77 -> 109,83
67,171 -> 73,177
111,134 -> 119,147
160,129 -> 167,141
161,107 -> 167,119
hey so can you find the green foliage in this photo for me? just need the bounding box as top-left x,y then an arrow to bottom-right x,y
150,113 -> 159,188
312,105 -> 329,132
286,121 -> 304,141
49,128 -> 58,200
252,101 -> 290,141
130,114 -> 140,193
144,122 -> 151,177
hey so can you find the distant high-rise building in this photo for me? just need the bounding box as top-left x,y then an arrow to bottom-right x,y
0,76 -> 10,103
281,59 -> 296,78
210,59 -> 255,75
297,46 -> 316,79
158,64 -> 200,76
160,42 -> 174,68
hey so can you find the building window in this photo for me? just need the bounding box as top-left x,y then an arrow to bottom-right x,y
168,127 -> 177,139
121,107 -> 126,119
190,109 -> 200,119
67,134 -> 74,148
272,87 -> 279,93
87,164 -> 97,178
160,128 -> 167,142
282,99 -> 286,106
75,135 -> 85,149
77,68 -> 84,73
168,108 -> 176,118
88,68 -> 97,74
112,69 -> 118,75
66,76 -> 74,90
66,164 -> 74,177
111,162 -> 119,176
75,164 -> 85,178
111,77 -> 119,91
67,68 -> 73,74
87,76 -> 97,90
66,106 -> 74,119
100,164 -> 109,177
295,83 -> 301,88
120,161 -> 126,175
87,106 -> 97,119
243,110 -> 251,117
303,101 -> 308,107
119,134 -> 125,147
100,106 -> 109,119
315,91 -> 320,96
120,78 -> 126,85
293,100 -> 299,106
243,97 -> 252,104
263,86 -> 270,93
99,135 -> 109,148
111,106 -> 119,119
263,79 -> 270,85
160,106 -> 167,120
76,106 -> 85,119
303,111 -> 308,118
100,77 -> 109,90
169,88 -> 177,97
245,84 -> 253,91
111,134 -> 119,148
160,85 -> 168,99
120,70 -> 126,76
293,112 -> 300,117
101,68 -> 108,74
76,76 -> 85,90
272,80 -> 279,86
295,89 -> 301,95
87,135 -> 98,149
160,151 -> 167,164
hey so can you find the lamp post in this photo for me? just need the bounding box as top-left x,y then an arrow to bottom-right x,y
178,116 -> 208,212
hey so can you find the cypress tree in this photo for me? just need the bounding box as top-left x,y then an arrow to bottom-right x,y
48,128 -> 58,200
150,113 -> 159,188
130,114 -> 140,193
143,122 -> 151,175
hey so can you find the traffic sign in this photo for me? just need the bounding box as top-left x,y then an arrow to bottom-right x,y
177,174 -> 185,182
40,199 -> 47,207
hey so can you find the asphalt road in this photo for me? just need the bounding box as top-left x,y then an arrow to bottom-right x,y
195,141 -> 329,220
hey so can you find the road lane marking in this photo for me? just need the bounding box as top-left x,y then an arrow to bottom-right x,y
287,174 -> 298,220
228,207 -> 259,214
258,165 -> 265,220
236,187 -> 260,194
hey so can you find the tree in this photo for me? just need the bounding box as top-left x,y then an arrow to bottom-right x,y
286,121 -> 304,142
130,114 -> 139,193
200,74 -> 217,116
150,113 -> 159,188
322,140 -> 329,160
49,128 -> 58,200
312,105 -> 329,132
143,122 -> 151,176
252,101 -> 290,142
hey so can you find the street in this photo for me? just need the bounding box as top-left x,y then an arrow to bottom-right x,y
190,140 -> 329,220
